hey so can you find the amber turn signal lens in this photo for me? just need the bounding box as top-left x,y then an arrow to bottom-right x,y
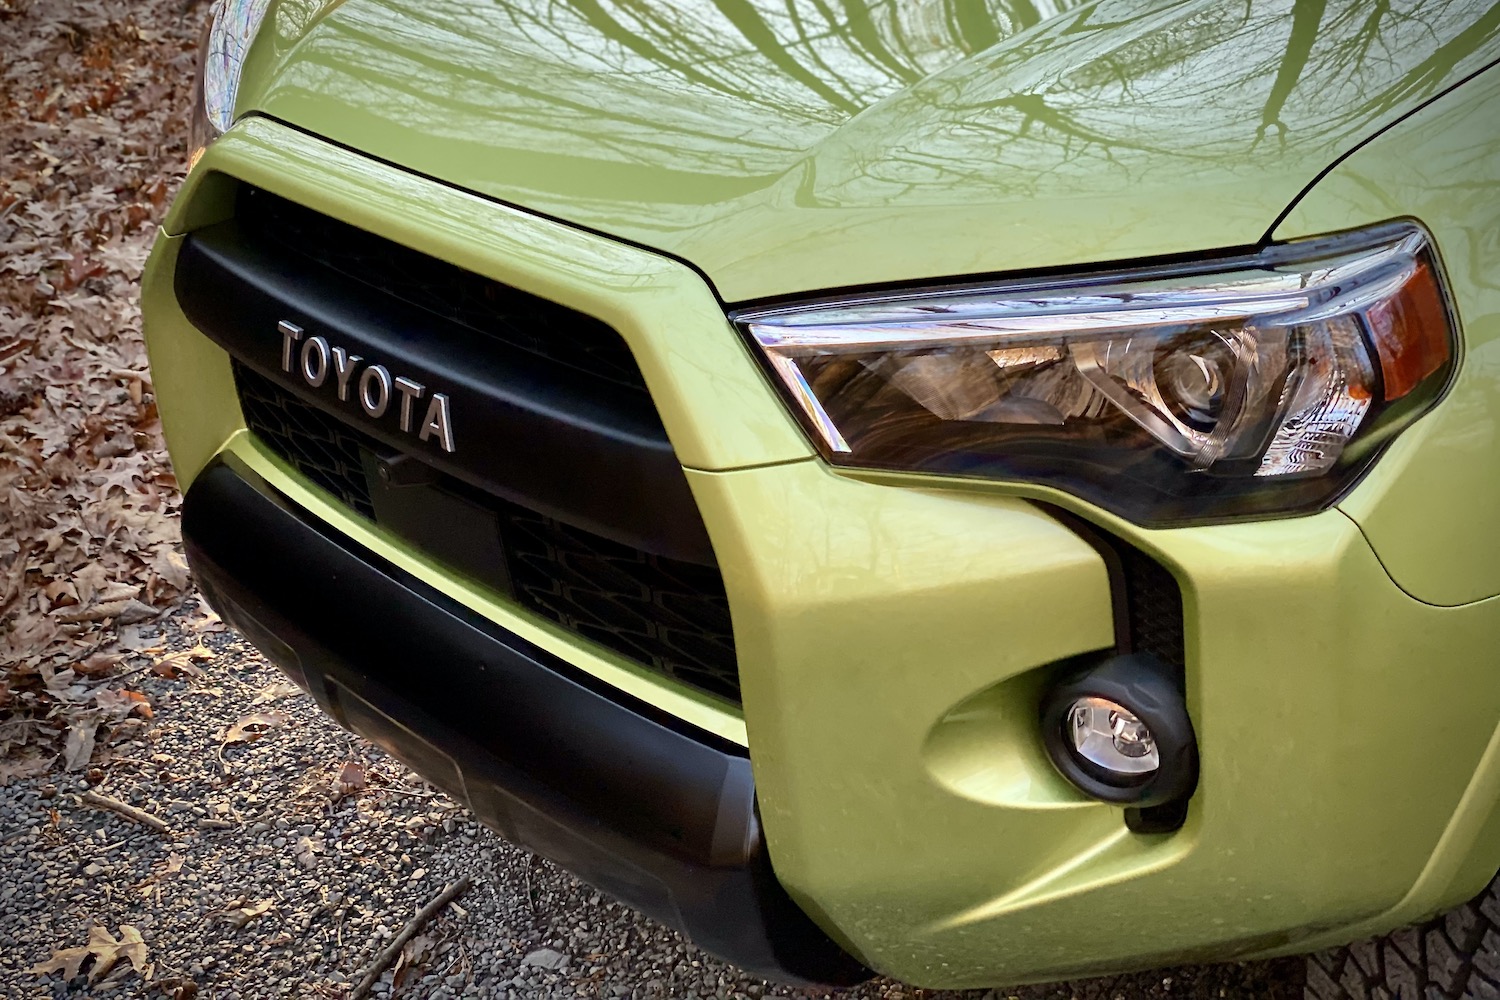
1369,260 -> 1451,401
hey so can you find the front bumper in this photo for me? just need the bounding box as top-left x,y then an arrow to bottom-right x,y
181,455 -> 868,985
145,117 -> 1500,988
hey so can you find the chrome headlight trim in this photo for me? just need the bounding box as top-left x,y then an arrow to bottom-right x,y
733,222 -> 1457,527
190,0 -> 274,157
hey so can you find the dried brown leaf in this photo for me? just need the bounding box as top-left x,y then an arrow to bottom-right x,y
62,714 -> 98,771
0,754 -> 54,785
94,581 -> 140,604
73,651 -> 123,677
86,924 -> 147,983
332,760 -> 367,799
26,923 -> 148,983
52,599 -> 130,624
222,711 -> 288,746
40,579 -> 77,607
250,680 -> 300,706
150,643 -> 212,679
93,687 -> 151,720
294,835 -> 324,869
26,945 -> 90,981
219,899 -> 275,928
393,932 -> 437,988
69,564 -> 110,606
183,602 -> 224,633
43,666 -> 87,703
150,547 -> 190,591
113,599 -> 161,625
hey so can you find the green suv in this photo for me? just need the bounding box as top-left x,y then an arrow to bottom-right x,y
143,0 -> 1500,994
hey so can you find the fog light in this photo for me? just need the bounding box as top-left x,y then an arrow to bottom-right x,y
1041,653 -> 1197,808
1068,697 -> 1160,775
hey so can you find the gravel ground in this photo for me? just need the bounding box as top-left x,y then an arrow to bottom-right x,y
0,600 -> 1306,1000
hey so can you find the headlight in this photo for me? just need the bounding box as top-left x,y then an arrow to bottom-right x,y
734,223 -> 1455,527
189,0 -> 274,166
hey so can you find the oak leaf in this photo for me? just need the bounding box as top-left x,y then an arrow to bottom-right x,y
250,680 -> 301,706
27,923 -> 148,983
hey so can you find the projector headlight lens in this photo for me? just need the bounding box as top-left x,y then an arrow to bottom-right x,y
734,223 -> 1455,527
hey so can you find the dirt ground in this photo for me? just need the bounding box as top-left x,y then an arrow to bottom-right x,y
0,0 -> 1309,997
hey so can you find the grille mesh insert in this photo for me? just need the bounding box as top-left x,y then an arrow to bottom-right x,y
234,364 -> 375,519
233,362 -> 741,704
1118,546 -> 1186,672
505,510 -> 738,703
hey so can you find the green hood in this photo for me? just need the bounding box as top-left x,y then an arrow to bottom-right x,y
239,0 -> 1500,302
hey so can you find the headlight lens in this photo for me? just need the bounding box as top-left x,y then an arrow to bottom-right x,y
189,0 -> 273,166
734,223 -> 1454,526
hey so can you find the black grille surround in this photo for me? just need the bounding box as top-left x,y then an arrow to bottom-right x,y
184,184 -> 743,706
232,363 -> 741,705
237,185 -> 649,394
180,457 -> 871,987
1036,504 -> 1191,832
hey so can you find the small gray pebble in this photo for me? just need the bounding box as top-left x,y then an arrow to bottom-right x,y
521,947 -> 569,971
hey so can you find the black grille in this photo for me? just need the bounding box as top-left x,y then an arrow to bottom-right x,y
233,363 -> 741,704
236,185 -> 648,394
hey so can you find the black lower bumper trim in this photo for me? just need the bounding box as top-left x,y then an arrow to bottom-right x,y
180,457 -> 869,987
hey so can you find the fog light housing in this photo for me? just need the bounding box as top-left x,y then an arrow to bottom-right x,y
1041,654 -> 1196,808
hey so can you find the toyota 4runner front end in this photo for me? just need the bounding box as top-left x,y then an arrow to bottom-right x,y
144,0 -> 1500,992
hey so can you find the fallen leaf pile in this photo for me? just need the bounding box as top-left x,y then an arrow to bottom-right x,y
0,0 -> 201,768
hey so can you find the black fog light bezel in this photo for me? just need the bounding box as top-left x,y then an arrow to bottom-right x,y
1040,653 -> 1198,808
